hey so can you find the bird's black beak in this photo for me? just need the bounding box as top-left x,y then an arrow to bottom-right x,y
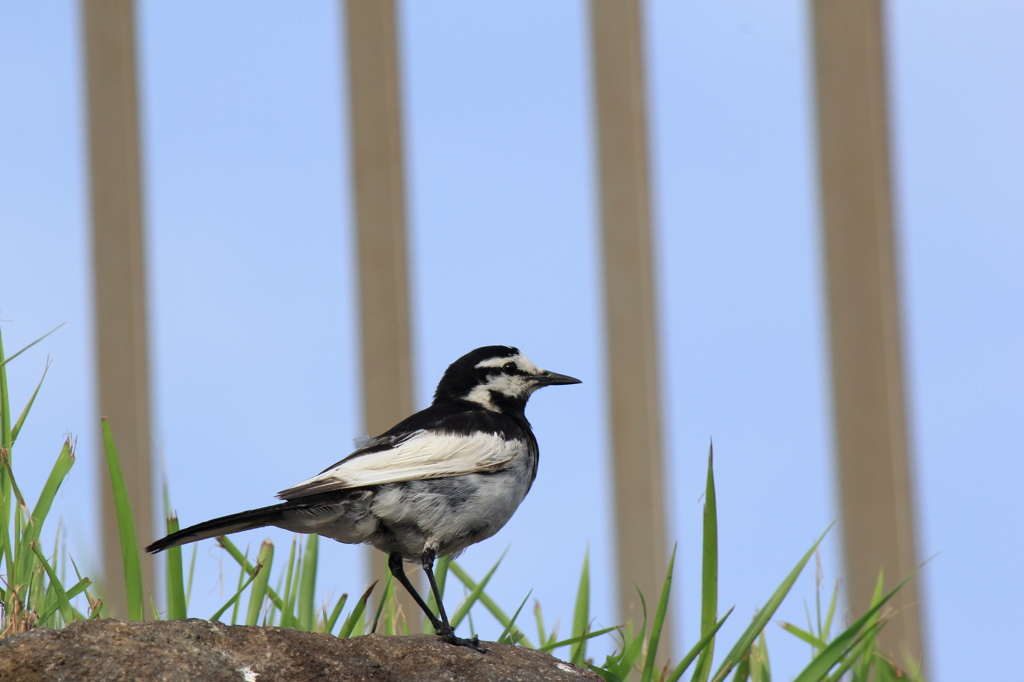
534,370 -> 582,386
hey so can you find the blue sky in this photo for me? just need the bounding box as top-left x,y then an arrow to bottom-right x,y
2,2 -> 1021,679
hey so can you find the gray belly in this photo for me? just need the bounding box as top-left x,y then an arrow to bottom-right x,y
275,456 -> 535,560
367,464 -> 533,559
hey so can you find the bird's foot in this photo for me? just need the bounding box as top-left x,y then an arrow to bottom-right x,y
437,628 -> 489,652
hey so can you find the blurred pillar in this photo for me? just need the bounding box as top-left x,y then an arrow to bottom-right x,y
343,0 -> 420,625
82,0 -> 154,618
811,0 -> 926,668
589,0 -> 672,646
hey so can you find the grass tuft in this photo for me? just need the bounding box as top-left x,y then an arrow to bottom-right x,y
0,324 -> 926,681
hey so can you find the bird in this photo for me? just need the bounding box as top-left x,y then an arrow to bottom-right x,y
146,345 -> 581,649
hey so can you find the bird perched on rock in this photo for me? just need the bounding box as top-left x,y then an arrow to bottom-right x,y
147,345 -> 581,650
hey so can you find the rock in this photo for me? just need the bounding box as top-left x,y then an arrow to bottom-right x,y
0,619 -> 602,682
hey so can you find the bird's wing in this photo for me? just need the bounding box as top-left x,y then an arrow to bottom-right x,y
276,430 -> 523,500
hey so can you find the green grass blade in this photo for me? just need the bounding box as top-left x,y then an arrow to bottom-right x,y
731,648 -> 752,682
0,326 -> 11,451
449,548 -> 507,629
164,514 -> 187,619
874,658 -> 901,682
541,625 -> 620,653
614,629 -> 645,678
0,482 -> 12,589
570,550 -> 591,664
161,479 -> 187,619
230,549 -> 248,625
68,556 -> 101,619
446,559 -> 536,648
641,544 -> 677,682
0,323 -> 65,371
792,569 -> 919,682
465,605 -> 477,640
4,457 -> 36,587
821,623 -> 883,682
36,577 -> 92,624
66,577 -> 92,602
713,523 -> 834,681
324,592 -> 349,635
1,441 -> 59,593
101,419 -> 144,621
589,670 -> 622,682
299,534 -> 318,630
210,568 -> 261,622
666,607 -> 735,682
692,443 -> 719,682
279,538 -> 298,628
607,590 -> 649,679
752,630 -> 771,682
26,441 -> 75,548
338,581 -> 377,639
822,580 -> 840,643
370,574 -> 393,634
855,572 -> 887,680
534,600 -> 550,648
0,328 -> 12,578
497,590 -> 532,644
780,621 -> 825,649
29,540 -> 74,624
289,539 -> 304,626
186,544 -> 198,604
217,535 -> 285,610
10,359 -> 50,444
0,502 -> 12,595
245,541 -> 274,626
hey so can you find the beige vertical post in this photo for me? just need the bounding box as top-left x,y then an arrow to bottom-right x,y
812,0 -> 926,668
590,0 -> 672,645
344,0 -> 419,625
82,0 -> 154,618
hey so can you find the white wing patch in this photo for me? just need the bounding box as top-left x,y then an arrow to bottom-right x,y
278,431 -> 525,499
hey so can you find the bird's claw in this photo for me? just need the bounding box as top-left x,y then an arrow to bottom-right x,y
437,629 -> 489,652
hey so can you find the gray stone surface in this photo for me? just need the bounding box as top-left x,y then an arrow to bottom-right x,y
0,619 -> 602,682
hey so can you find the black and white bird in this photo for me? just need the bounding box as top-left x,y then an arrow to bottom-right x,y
146,345 -> 580,649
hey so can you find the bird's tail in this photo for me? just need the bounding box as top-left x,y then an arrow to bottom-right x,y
145,503 -> 286,553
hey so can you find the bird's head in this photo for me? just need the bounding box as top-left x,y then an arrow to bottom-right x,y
433,345 -> 581,413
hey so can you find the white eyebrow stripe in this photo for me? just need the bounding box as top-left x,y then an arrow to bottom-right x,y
475,355 -> 518,368
474,353 -> 539,374
278,431 -> 525,498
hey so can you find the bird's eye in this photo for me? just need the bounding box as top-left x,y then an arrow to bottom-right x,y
502,362 -> 516,374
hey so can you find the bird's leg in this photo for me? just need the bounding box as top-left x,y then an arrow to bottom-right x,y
419,549 -> 453,635
387,552 -> 445,633
421,549 -> 487,652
